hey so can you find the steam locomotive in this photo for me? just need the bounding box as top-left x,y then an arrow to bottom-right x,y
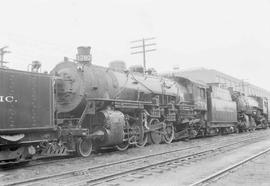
0,46 -> 269,165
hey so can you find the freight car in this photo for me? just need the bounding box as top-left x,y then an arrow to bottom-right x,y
0,67 -> 90,164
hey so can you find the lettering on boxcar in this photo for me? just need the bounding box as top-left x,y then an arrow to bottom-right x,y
0,96 -> 18,103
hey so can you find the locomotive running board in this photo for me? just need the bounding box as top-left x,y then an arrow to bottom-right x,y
86,98 -> 153,105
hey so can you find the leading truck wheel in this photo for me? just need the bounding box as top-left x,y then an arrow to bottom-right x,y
76,138 -> 92,157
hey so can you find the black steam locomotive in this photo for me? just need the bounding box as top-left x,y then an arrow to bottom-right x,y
0,46 -> 269,164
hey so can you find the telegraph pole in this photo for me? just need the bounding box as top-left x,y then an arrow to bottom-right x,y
241,80 -> 245,94
0,46 -> 11,68
130,37 -> 156,73
241,79 -> 249,95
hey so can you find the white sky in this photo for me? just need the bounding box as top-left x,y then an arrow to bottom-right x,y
1,0 -> 270,90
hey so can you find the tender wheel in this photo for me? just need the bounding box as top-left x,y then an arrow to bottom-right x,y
115,141 -> 129,151
149,119 -> 162,144
163,123 -> 174,144
76,138 -> 92,157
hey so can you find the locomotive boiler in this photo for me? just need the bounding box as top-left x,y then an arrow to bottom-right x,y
52,47 -> 180,156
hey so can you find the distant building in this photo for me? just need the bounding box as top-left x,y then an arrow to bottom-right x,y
170,68 -> 270,98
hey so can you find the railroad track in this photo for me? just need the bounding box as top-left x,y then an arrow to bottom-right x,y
4,145 -> 198,186
5,133 -> 268,186
4,129 -> 267,171
189,146 -> 270,186
2,130 -> 264,172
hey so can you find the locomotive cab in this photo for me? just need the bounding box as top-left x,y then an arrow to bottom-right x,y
163,74 -> 208,138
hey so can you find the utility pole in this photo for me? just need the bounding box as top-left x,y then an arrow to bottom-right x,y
0,46 -> 11,68
239,79 -> 249,95
130,37 -> 156,73
241,80 -> 245,94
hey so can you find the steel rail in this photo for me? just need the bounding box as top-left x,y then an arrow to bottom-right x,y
25,136 -> 265,186
5,132 -> 268,186
189,146 -> 270,186
66,136 -> 266,186
25,130 -> 267,169
5,129 -> 267,170
5,146 -> 198,186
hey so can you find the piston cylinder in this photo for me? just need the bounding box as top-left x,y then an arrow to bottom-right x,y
93,110 -> 125,147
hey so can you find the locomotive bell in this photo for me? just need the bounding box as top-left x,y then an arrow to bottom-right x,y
76,46 -> 92,65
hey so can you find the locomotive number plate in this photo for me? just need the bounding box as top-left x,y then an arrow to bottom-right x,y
76,54 -> 91,62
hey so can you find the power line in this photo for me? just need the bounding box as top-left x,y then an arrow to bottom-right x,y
130,37 -> 156,73
0,46 -> 11,68
130,43 -> 156,49
131,37 -> 156,43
